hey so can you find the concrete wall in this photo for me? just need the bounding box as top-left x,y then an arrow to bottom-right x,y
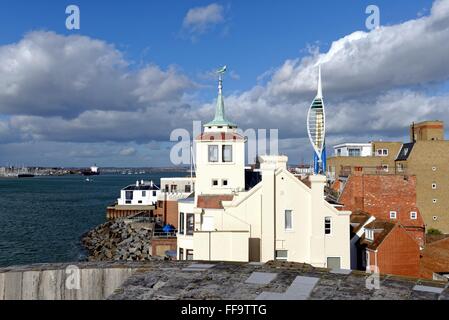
193,231 -> 249,262
0,265 -> 135,300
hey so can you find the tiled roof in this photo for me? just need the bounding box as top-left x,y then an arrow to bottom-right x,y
420,237 -> 449,278
361,220 -> 396,250
350,210 -> 372,236
196,132 -> 244,141
197,194 -> 234,209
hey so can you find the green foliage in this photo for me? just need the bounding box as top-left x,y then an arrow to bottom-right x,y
427,228 -> 443,235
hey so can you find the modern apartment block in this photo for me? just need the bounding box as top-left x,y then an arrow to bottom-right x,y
328,120 -> 449,233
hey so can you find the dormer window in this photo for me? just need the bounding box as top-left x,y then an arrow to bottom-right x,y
366,229 -> 374,241
390,211 -> 397,219
410,211 -> 417,220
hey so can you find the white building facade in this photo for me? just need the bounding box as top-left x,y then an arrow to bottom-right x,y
333,143 -> 373,157
117,180 -> 160,206
177,68 -> 351,269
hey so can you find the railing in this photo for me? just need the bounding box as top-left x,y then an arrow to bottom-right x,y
153,229 -> 178,238
340,165 -> 408,177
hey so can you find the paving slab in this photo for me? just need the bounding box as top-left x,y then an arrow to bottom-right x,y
413,285 -> 445,294
245,272 -> 278,285
182,264 -> 216,272
330,269 -> 352,275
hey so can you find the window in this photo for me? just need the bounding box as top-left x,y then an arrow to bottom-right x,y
397,163 -> 404,172
186,213 -> 195,235
432,183 -> 437,189
337,149 -> 341,156
142,191 -> 146,197
152,191 -> 157,197
185,185 -> 191,193
390,211 -> 397,219
186,250 -> 194,261
138,200 -> 142,204
433,199 -> 438,204
366,229 -> 374,241
164,185 -> 169,192
212,180 -> 218,187
125,191 -> 133,200
179,248 -> 184,260
275,250 -> 288,261
325,217 -> 331,235
208,145 -> 219,162
377,149 -> 389,156
171,184 -> 177,192
382,165 -> 389,172
410,211 -> 417,220
222,179 -> 228,186
179,212 -> 185,235
348,148 -> 361,157
285,210 -> 293,231
222,145 -> 233,162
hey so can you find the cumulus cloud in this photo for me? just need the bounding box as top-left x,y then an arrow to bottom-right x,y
0,31 -> 194,118
119,147 -> 137,156
2,1 -> 449,166
182,3 -> 226,38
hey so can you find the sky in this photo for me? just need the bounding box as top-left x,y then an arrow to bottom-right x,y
0,0 -> 448,167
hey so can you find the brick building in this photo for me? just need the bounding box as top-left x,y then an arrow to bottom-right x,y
339,173 -> 425,247
360,220 -> 421,278
328,120 -> 449,233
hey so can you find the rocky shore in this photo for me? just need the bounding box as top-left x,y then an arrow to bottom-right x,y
81,219 -> 160,262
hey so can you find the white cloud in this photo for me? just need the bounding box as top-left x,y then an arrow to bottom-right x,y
119,147 -> 137,156
182,3 -> 226,37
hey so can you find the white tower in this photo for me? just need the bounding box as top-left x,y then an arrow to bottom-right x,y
195,66 -> 246,195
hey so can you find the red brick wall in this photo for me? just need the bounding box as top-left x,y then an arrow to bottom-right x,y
341,174 -> 425,246
154,200 -> 179,229
376,226 -> 421,277
151,238 -> 177,257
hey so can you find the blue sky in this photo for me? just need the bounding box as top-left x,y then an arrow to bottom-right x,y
0,0 -> 433,94
0,0 -> 448,167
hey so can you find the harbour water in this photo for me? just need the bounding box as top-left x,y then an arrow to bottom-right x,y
0,172 -> 185,267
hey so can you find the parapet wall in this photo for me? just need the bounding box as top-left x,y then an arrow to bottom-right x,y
0,262 -> 142,300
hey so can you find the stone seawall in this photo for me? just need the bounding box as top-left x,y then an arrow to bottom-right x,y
0,262 -> 145,300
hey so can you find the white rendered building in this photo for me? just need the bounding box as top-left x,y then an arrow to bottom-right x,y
333,143 -> 373,157
117,180 -> 160,206
177,68 -> 351,269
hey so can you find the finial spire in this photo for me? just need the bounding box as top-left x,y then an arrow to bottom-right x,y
317,64 -> 323,99
204,65 -> 236,128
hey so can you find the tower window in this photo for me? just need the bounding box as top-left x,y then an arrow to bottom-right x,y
222,145 -> 233,162
325,217 -> 331,234
222,180 -> 228,186
208,145 -> 219,162
212,180 -> 218,187
410,212 -> 417,220
390,211 -> 397,219
432,183 -> 437,189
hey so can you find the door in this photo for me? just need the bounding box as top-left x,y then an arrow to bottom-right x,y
327,257 -> 341,270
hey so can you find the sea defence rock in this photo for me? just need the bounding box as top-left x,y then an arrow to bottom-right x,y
82,219 -> 159,262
